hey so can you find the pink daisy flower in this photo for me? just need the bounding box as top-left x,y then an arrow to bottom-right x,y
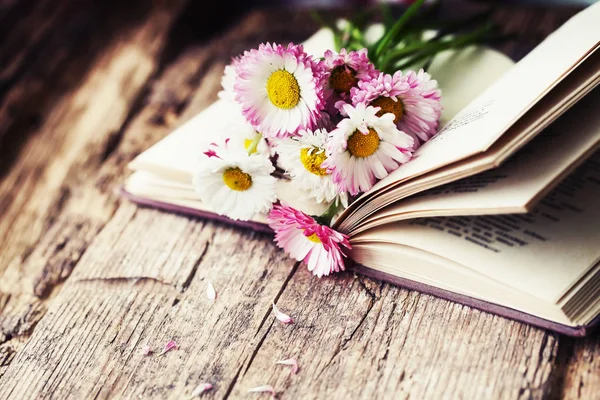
350,69 -> 442,146
323,48 -> 378,95
234,43 -> 326,139
268,204 -> 351,277
323,102 -> 413,196
322,48 -> 378,113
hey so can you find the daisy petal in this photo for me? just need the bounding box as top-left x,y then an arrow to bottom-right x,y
141,344 -> 153,356
191,383 -> 213,397
272,303 -> 293,324
159,340 -> 178,356
276,357 -> 299,375
248,385 -> 277,398
207,282 -> 217,301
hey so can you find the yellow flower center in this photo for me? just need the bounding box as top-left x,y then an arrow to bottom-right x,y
305,232 -> 321,243
347,128 -> 380,158
371,96 -> 404,124
300,147 -> 328,176
329,65 -> 358,93
222,167 -> 252,191
266,70 -> 300,109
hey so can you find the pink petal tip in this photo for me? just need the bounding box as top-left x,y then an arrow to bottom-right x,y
191,383 -> 213,397
159,339 -> 178,356
276,357 -> 299,375
272,303 -> 293,324
248,385 -> 277,398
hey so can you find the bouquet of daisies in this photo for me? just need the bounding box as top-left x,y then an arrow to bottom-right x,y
193,0 -> 493,277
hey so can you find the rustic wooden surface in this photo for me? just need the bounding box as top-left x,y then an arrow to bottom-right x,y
0,0 -> 598,399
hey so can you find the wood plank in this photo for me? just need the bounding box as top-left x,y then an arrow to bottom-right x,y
0,204 -> 298,399
232,273 -> 560,399
0,0 -> 189,376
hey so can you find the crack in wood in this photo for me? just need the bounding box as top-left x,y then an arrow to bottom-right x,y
544,336 -> 576,400
70,277 -> 180,304
252,261 -> 301,338
33,219 -> 99,299
243,320 -> 275,378
377,301 -> 397,371
99,84 -> 151,164
8,186 -> 73,283
222,363 -> 245,400
0,294 -> 10,316
356,275 -> 382,300
216,260 -> 302,395
180,231 -> 214,293
0,300 -> 47,349
317,277 -> 381,376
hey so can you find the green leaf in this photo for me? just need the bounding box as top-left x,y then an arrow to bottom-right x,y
389,24 -> 495,72
374,0 -> 427,59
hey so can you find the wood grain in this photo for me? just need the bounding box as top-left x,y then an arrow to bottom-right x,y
0,1 -> 599,399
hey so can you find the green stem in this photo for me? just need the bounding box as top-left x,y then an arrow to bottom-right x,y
340,21 -> 353,49
247,132 -> 262,156
374,0 -> 426,59
350,25 -> 364,44
385,25 -> 493,72
314,200 -> 343,227
382,36 -> 447,64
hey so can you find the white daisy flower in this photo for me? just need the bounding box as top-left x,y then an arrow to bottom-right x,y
234,43 -> 325,138
323,103 -> 414,196
193,142 -> 277,221
218,60 -> 239,104
276,128 -> 347,205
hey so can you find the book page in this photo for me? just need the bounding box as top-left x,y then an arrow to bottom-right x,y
350,242 -> 574,324
353,151 -> 600,303
366,3 -> 600,195
351,87 -> 600,231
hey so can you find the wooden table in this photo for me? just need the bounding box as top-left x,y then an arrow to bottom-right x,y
0,1 -> 598,398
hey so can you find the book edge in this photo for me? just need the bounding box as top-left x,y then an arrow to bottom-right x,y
352,263 -> 599,337
119,186 -> 273,234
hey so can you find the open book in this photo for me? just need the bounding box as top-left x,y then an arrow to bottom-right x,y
123,4 -> 600,336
